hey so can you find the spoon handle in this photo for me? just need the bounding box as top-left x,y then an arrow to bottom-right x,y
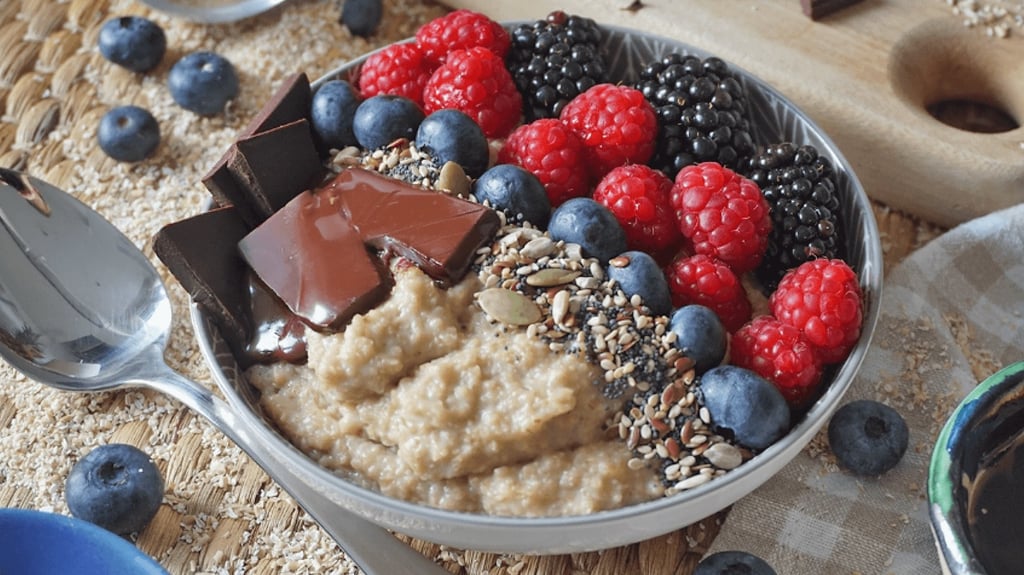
136,359 -> 451,575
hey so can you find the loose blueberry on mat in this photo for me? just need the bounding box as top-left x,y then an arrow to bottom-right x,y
827,399 -> 909,476
97,105 -> 160,162
669,305 -> 726,373
352,94 -> 424,150
607,251 -> 672,316
340,0 -> 383,37
416,109 -> 490,178
694,550 -> 778,575
547,197 -> 628,263
97,16 -> 166,73
699,365 -> 790,451
65,443 -> 165,536
473,164 -> 551,228
310,79 -> 362,151
168,51 -> 239,116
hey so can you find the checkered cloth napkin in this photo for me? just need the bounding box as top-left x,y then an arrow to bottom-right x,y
707,203 -> 1024,574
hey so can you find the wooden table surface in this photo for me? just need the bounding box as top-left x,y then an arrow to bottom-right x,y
0,0 -> 964,573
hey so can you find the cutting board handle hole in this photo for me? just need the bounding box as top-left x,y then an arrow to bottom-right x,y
926,99 -> 1019,134
889,19 -> 1023,135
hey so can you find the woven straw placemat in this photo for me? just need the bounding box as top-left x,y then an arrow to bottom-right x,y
0,0 -> 939,573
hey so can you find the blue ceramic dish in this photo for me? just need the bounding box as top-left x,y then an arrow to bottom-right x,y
928,361 -> 1024,575
0,508 -> 168,574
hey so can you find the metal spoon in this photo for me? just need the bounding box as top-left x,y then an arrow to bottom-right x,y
138,0 -> 289,23
0,169 -> 449,575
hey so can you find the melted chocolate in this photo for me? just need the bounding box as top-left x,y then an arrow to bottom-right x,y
967,428 -> 1024,574
245,271 -> 308,363
238,187 -> 391,330
324,168 -> 501,283
237,167 -> 499,341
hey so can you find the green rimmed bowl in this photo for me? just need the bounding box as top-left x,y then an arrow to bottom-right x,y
929,361 -> 1024,575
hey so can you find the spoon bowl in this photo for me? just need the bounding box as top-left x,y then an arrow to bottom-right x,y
138,0 -> 289,23
0,169 -> 447,575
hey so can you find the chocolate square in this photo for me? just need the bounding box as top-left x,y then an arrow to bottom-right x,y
201,72 -> 314,213
153,206 -> 251,356
238,190 -> 390,330
227,118 -> 325,227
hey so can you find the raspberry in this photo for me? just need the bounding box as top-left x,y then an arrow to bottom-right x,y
415,9 -> 510,65
357,42 -> 434,107
670,162 -> 771,274
731,315 -> 824,407
559,83 -> 657,177
770,258 -> 862,364
423,46 -> 522,138
664,253 -> 751,332
498,118 -> 591,206
592,164 -> 681,255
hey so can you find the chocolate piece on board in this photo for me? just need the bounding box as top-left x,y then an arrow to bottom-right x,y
228,118 -> 325,227
201,73 -> 313,212
325,168 -> 501,283
153,206 -> 251,359
800,0 -> 864,20
238,189 -> 391,331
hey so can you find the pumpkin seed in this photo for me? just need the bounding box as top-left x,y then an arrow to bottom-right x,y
437,161 -> 470,197
476,288 -> 542,326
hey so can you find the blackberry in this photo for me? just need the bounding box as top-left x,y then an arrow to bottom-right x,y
506,11 -> 608,121
635,53 -> 754,178
745,142 -> 843,290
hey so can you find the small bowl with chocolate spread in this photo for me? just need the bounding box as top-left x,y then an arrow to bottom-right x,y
929,361 -> 1024,575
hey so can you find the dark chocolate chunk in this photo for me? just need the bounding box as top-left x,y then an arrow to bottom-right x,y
227,118 -> 325,227
325,168 -> 501,283
201,73 -> 314,213
241,72 -> 312,136
238,189 -> 391,330
800,0 -> 864,20
153,206 -> 251,359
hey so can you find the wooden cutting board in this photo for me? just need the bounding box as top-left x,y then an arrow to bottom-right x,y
441,0 -> 1024,228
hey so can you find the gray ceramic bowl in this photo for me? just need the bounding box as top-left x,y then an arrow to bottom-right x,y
929,361 -> 1024,574
191,23 -> 884,553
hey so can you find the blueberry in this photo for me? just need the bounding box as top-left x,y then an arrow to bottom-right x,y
311,79 -> 362,151
827,399 -> 909,476
65,443 -> 164,536
168,51 -> 239,116
694,551 -> 778,575
669,305 -> 726,373
416,109 -> 489,178
607,250 -> 672,316
473,164 -> 551,227
352,94 -> 424,150
97,105 -> 160,162
97,16 -> 166,73
547,197 -> 628,263
699,365 -> 790,451
341,0 -> 383,37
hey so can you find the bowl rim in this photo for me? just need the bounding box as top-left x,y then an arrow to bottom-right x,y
927,361 -> 1024,574
190,21 -> 885,552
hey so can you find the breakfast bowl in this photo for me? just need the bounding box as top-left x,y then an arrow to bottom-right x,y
185,19 -> 883,553
928,361 -> 1024,575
